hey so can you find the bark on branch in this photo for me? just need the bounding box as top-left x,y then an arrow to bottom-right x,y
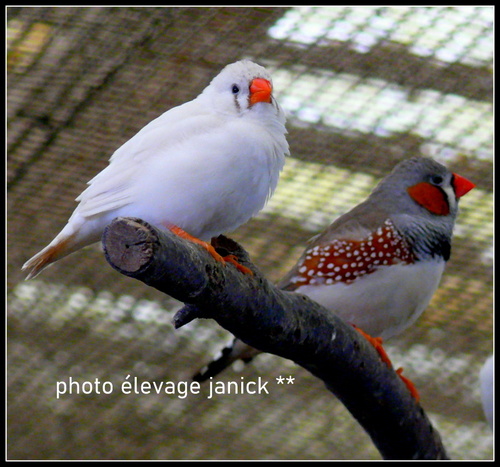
102,216 -> 448,460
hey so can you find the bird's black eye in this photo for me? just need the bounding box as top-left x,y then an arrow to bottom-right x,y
231,85 -> 240,94
430,174 -> 444,185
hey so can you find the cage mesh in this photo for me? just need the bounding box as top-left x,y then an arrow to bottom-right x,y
7,7 -> 493,460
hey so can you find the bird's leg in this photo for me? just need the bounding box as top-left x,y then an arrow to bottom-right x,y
220,254 -> 254,276
353,325 -> 392,366
168,225 -> 224,261
395,368 -> 420,402
352,325 -> 420,402
168,225 -> 253,275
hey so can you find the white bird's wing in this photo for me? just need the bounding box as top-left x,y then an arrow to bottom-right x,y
73,98 -> 215,219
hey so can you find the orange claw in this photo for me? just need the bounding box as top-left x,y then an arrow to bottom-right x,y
168,225 -> 253,275
353,325 -> 393,367
223,254 -> 254,275
396,367 -> 420,402
353,324 -> 420,402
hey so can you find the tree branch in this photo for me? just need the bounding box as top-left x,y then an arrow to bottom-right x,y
102,217 -> 448,460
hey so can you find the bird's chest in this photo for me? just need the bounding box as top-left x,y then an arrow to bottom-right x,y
288,219 -> 445,338
295,260 -> 445,339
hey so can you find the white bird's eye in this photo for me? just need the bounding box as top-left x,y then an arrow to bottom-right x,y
231,85 -> 240,94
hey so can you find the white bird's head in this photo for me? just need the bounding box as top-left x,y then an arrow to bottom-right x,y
201,59 -> 284,120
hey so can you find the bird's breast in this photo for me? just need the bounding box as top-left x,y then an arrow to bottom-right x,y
295,259 -> 446,339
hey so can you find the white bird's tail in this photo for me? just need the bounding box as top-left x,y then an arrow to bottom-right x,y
22,233 -> 77,280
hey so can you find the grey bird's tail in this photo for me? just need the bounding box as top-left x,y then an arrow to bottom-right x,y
193,338 -> 261,382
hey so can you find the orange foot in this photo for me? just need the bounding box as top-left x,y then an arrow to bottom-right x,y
396,367 -> 420,402
352,325 -> 420,402
168,225 -> 253,275
353,325 -> 392,367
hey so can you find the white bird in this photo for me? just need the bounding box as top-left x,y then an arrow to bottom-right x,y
22,60 -> 289,279
480,354 -> 494,429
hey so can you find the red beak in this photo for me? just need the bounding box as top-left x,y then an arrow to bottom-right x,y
452,173 -> 476,198
249,78 -> 272,105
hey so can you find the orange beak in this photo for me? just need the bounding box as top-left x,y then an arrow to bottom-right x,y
249,78 -> 272,106
452,173 -> 476,198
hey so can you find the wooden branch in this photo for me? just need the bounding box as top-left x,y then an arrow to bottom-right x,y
102,217 -> 449,460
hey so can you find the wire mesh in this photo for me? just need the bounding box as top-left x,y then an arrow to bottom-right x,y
7,6 -> 493,460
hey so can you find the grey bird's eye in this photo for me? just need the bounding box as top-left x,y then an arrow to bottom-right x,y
430,174 -> 444,185
231,85 -> 240,94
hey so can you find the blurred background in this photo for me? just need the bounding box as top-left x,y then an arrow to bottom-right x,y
7,7 -> 493,460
